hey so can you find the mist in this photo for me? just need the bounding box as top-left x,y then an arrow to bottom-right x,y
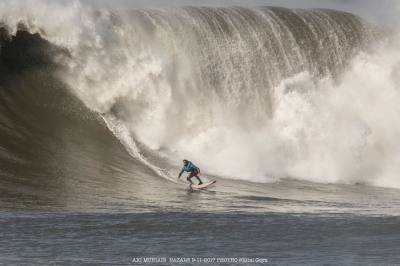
84,0 -> 400,26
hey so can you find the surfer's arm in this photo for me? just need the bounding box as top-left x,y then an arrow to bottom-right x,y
178,169 -> 184,178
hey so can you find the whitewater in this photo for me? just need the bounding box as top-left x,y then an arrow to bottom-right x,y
1,1 -> 400,265
2,0 -> 395,186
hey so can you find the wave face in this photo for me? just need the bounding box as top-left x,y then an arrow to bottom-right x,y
3,0 -> 400,206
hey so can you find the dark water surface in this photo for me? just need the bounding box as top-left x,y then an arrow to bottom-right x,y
1,211 -> 400,266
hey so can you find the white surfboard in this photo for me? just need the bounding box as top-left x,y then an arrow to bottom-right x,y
190,180 -> 216,190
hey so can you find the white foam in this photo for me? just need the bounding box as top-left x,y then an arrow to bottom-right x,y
101,114 -> 177,182
3,2 -> 400,189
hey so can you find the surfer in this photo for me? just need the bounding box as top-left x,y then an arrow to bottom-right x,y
178,159 -> 203,185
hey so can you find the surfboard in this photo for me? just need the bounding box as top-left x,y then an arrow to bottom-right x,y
190,180 -> 216,190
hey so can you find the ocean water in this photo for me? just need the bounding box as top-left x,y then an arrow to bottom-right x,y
1,1 -> 400,265
2,211 -> 400,265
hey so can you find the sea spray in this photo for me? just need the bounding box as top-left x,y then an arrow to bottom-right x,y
4,1 -> 399,188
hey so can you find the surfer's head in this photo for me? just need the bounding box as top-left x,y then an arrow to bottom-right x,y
183,159 -> 188,165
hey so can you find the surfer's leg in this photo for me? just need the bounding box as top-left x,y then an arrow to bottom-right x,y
196,176 -> 203,185
194,171 -> 203,185
186,174 -> 194,184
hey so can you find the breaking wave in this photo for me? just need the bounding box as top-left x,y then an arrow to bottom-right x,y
2,0 -> 400,192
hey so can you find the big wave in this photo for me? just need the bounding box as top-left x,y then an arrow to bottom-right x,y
1,0 -> 400,190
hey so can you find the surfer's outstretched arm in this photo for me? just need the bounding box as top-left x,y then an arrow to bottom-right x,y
178,169 -> 184,178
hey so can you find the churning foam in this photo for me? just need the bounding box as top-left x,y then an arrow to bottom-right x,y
272,46 -> 400,188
